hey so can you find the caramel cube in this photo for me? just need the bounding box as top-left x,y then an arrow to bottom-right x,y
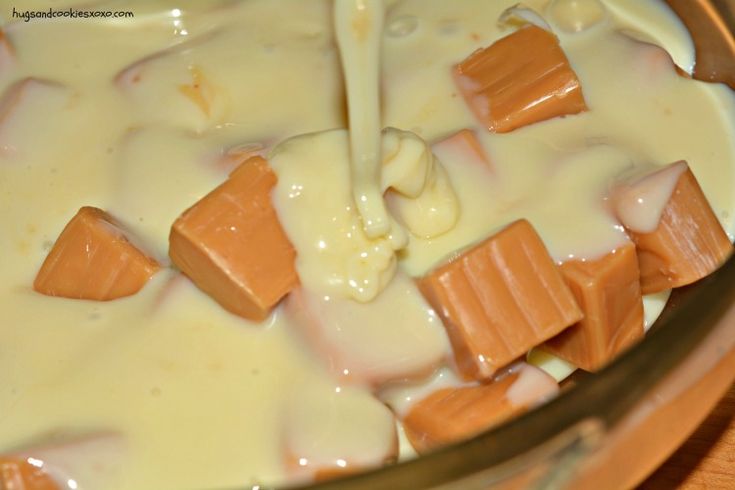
34,207 -> 160,301
0,457 -> 58,490
403,363 -> 558,453
417,219 -> 583,380
0,30 -> 15,74
169,156 -> 299,321
542,243 -> 644,371
454,25 -> 587,133
615,163 -> 733,294
431,128 -> 491,170
282,385 -> 397,482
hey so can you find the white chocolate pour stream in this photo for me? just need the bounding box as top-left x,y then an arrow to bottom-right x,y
334,0 -> 390,239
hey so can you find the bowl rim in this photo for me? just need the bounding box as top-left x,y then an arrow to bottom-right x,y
291,260 -> 735,490
289,2 -> 735,488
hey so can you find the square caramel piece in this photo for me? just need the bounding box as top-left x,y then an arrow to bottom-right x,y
403,363 -> 558,453
169,156 -> 299,321
0,29 -> 14,75
453,24 -> 587,133
34,207 -> 160,301
0,456 -> 57,489
613,161 -> 733,294
431,128 -> 492,171
417,219 -> 583,380
542,242 -> 644,372
281,385 -> 397,482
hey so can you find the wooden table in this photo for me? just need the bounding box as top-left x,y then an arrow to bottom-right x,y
640,383 -> 735,488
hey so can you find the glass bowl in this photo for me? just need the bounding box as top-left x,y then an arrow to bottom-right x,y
290,2 -> 735,489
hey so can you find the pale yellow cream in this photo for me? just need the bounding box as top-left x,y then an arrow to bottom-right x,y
334,0 -> 392,239
0,1 -> 733,489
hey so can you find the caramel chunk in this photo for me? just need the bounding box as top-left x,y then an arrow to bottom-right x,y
282,384 -> 397,482
453,25 -> 587,133
113,33 -> 223,133
114,31 -> 218,88
638,41 -> 691,79
34,207 -> 160,301
0,79 -> 64,122
169,156 -> 298,321
542,243 -> 644,371
0,78 -> 70,159
431,128 -> 491,170
0,457 -> 58,490
8,433 -> 124,490
417,219 -> 583,380
403,363 -> 558,453
284,448 -> 393,484
284,273 -> 448,386
615,163 -> 733,294
177,65 -> 215,116
621,33 -> 691,80
0,30 -> 15,74
217,142 -> 268,174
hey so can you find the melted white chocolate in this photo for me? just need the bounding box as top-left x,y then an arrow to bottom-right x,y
504,363 -> 560,408
380,367 -> 466,418
269,130 -> 407,302
614,160 -> 688,233
381,127 -> 459,239
282,382 -> 397,481
14,434 -> 127,490
285,272 -> 449,386
548,0 -> 607,34
335,0 -> 391,238
0,1 -> 733,489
